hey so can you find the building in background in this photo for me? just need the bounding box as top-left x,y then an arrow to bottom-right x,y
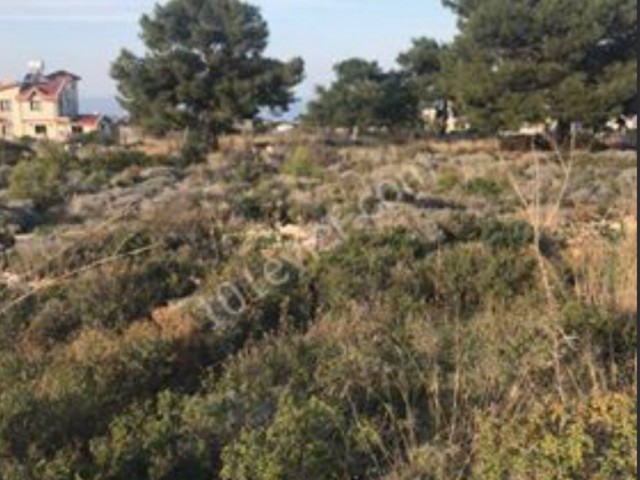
422,100 -> 470,134
0,60 -> 110,142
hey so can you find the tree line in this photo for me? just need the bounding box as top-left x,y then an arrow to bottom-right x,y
112,0 -> 637,145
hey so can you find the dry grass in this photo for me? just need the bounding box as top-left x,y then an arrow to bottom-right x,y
427,138 -> 500,156
565,217 -> 637,313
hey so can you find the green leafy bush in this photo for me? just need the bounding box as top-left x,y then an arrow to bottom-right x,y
222,394 -> 369,480
314,228 -> 433,309
90,391 -> 215,480
8,156 -> 67,208
282,146 -> 325,178
473,392 -> 637,480
424,243 -> 540,312
0,140 -> 32,166
464,176 -> 506,198
435,168 -> 462,193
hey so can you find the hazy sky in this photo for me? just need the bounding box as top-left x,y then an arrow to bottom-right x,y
0,0 -> 457,114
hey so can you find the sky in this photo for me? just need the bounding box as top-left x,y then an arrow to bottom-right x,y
0,0 -> 458,116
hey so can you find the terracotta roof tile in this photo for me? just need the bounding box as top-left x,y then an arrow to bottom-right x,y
16,71 -> 79,101
73,114 -> 102,128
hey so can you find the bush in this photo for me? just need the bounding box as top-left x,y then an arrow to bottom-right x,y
0,131 -> 635,479
437,214 -> 534,250
282,146 -> 325,178
480,218 -> 534,250
473,392 -> 637,479
8,156 -> 67,208
423,243 -> 540,312
237,194 -> 266,221
314,228 -> 433,310
435,168 -> 462,193
0,140 -> 32,166
90,392 -> 215,480
222,394 -> 369,480
71,130 -> 115,147
463,176 -> 506,198
94,149 -> 151,172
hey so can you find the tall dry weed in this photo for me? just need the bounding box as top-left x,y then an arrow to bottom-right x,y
567,218 -> 637,313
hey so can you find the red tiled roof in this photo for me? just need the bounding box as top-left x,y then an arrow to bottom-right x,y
17,71 -> 80,101
73,114 -> 102,128
47,70 -> 81,81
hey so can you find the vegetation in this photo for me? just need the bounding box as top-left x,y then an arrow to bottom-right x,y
0,135 -> 635,478
111,0 -> 304,147
398,37 -> 450,133
0,0 -> 636,478
305,1 -> 636,138
304,59 -> 419,134
281,146 -> 325,179
5,144 -> 187,214
440,0 -> 638,136
8,153 -> 67,208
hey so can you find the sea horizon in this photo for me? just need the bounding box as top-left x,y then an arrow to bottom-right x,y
82,95 -> 308,122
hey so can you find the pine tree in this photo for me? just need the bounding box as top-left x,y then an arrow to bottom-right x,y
111,0 -> 304,147
442,0 -> 637,137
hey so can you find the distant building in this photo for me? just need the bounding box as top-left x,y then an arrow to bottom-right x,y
422,101 -> 470,134
0,60 -> 110,142
606,114 -> 637,132
272,121 -> 297,134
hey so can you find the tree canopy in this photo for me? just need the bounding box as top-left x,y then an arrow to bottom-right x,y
397,37 -> 448,109
441,0 -> 638,134
111,0 -> 304,145
303,58 -> 418,132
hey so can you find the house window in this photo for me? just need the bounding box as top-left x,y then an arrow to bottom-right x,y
0,100 -> 10,112
72,125 -> 83,134
34,124 -> 47,136
30,100 -> 42,112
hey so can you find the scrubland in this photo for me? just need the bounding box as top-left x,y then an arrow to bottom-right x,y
0,136 -> 636,479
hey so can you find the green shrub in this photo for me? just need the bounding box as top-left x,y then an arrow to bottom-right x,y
288,201 -> 327,222
222,394 -> 369,480
199,248 -> 314,335
8,156 -> 67,208
464,176 -> 506,198
314,228 -> 433,309
424,243 -> 540,312
238,194 -> 265,221
0,140 -> 32,166
282,146 -> 324,178
439,214 -> 534,250
480,218 -> 534,250
72,130 -> 115,147
435,168 -> 462,193
96,149 -> 151,172
561,301 -> 637,375
90,392 -> 215,480
473,392 -> 637,480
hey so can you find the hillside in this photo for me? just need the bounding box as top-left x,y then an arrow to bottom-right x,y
0,137 -> 636,479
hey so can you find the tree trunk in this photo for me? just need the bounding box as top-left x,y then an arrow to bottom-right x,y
555,119 -> 572,149
441,99 -> 450,136
436,99 -> 449,136
210,133 -> 220,152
